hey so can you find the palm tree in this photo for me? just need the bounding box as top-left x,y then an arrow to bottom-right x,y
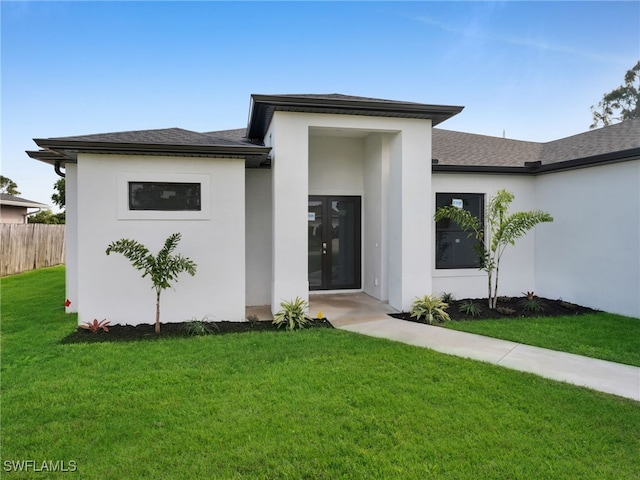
435,189 -> 553,309
106,233 -> 197,333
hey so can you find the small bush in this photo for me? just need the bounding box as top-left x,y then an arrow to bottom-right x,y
247,314 -> 260,326
458,300 -> 482,317
440,292 -> 455,303
520,297 -> 545,313
184,317 -> 218,336
410,295 -> 450,324
80,319 -> 110,333
273,297 -> 313,331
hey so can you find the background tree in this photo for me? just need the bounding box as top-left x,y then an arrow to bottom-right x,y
28,209 -> 65,224
434,189 -> 553,309
591,60 -> 640,129
106,233 -> 197,333
0,176 -> 20,196
52,178 -> 65,209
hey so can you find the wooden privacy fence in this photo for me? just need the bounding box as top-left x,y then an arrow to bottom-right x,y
0,224 -> 66,276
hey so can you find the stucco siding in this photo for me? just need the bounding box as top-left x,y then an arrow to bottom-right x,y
431,173 -> 537,299
535,160 -> 640,318
246,169 -> 272,306
309,136 -> 364,195
0,207 -> 27,223
76,153 -> 246,325
65,164 -> 78,313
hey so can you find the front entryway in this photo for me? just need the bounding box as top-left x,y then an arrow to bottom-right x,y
308,196 -> 361,290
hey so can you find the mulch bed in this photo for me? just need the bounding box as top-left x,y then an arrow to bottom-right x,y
61,318 -> 333,344
390,296 -> 599,323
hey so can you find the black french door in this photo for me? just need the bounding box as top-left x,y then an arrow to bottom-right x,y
308,196 -> 361,290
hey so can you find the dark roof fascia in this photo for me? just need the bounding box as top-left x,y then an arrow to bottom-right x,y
535,147 -> 640,174
27,150 -> 69,166
247,94 -> 464,141
432,165 -> 533,175
433,147 -> 640,175
33,138 -> 271,162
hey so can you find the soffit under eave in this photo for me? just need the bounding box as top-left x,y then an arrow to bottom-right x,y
246,97 -> 464,141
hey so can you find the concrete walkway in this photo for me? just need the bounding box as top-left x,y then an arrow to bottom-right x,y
309,293 -> 640,402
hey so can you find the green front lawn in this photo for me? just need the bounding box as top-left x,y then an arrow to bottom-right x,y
443,313 -> 640,367
2,267 -> 639,479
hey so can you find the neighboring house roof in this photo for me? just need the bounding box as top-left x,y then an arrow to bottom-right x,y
0,193 -> 49,209
433,116 -> 640,174
246,93 -> 464,140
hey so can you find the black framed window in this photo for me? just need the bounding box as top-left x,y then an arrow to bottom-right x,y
435,193 -> 484,269
129,182 -> 201,211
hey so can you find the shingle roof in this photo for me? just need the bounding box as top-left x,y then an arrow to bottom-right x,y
30,127 -> 271,168
432,129 -> 542,167
0,193 -> 49,208
433,117 -> 640,171
540,117 -> 640,164
27,94 -> 640,174
247,93 -> 464,139
54,127 -> 253,147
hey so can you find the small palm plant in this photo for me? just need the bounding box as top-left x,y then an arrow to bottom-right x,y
273,297 -> 313,331
410,295 -> 451,324
435,189 -> 553,309
106,233 -> 197,333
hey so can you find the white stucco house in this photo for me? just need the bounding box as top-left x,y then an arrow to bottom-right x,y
28,94 -> 640,323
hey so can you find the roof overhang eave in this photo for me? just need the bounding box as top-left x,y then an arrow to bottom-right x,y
31,140 -> 271,168
247,94 -> 464,140
433,147 -> 640,175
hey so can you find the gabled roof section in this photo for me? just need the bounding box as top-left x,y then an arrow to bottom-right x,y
246,93 -> 464,141
29,127 -> 271,169
0,193 -> 49,209
433,117 -> 640,174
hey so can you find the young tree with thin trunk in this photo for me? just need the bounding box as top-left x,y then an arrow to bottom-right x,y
106,233 -> 197,333
434,189 -> 553,309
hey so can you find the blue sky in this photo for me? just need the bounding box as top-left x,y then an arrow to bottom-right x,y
2,1 -> 639,206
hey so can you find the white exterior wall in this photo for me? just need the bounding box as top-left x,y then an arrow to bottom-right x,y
267,111 -> 433,312
387,124 -> 433,310
535,160 -> 640,318
65,163 -> 78,313
431,173 -> 537,299
245,169 -> 272,306
76,153 -> 246,325
308,136 -> 364,195
363,134 -> 390,301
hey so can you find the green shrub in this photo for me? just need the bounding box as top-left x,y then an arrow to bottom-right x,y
272,297 -> 313,331
410,295 -> 450,324
184,317 -> 218,336
458,300 -> 482,317
520,297 -> 545,313
441,292 -> 456,303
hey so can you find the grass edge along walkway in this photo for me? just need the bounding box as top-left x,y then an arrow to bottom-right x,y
442,312 -> 640,367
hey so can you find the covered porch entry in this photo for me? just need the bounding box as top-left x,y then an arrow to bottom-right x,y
246,292 -> 398,328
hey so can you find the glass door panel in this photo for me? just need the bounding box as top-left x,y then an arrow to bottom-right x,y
308,196 -> 361,290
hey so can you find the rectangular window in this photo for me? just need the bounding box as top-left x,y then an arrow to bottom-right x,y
128,182 -> 201,211
435,193 -> 484,269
